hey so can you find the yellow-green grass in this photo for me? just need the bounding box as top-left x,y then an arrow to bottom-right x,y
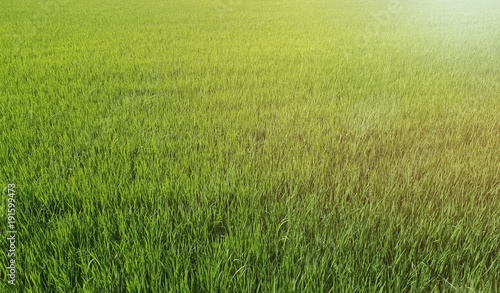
1,0 -> 499,291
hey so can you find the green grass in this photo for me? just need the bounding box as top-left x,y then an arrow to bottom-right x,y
1,0 -> 499,291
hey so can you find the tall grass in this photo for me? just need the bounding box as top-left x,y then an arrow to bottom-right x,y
1,0 -> 499,291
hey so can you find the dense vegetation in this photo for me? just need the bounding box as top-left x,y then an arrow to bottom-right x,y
1,0 -> 499,291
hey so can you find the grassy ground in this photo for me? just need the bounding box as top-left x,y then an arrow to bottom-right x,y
1,0 -> 499,291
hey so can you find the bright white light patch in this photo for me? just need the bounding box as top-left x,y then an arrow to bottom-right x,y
419,0 -> 500,26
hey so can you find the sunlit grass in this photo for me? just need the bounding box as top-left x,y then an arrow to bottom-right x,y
1,0 -> 499,291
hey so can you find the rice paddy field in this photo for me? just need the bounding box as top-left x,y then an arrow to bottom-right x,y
1,0 -> 500,291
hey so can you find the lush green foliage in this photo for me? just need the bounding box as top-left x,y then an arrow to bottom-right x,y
1,0 -> 499,291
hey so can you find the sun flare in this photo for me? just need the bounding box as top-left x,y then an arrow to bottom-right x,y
419,0 -> 500,25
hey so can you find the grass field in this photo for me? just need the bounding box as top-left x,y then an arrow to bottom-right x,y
1,0 -> 500,291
